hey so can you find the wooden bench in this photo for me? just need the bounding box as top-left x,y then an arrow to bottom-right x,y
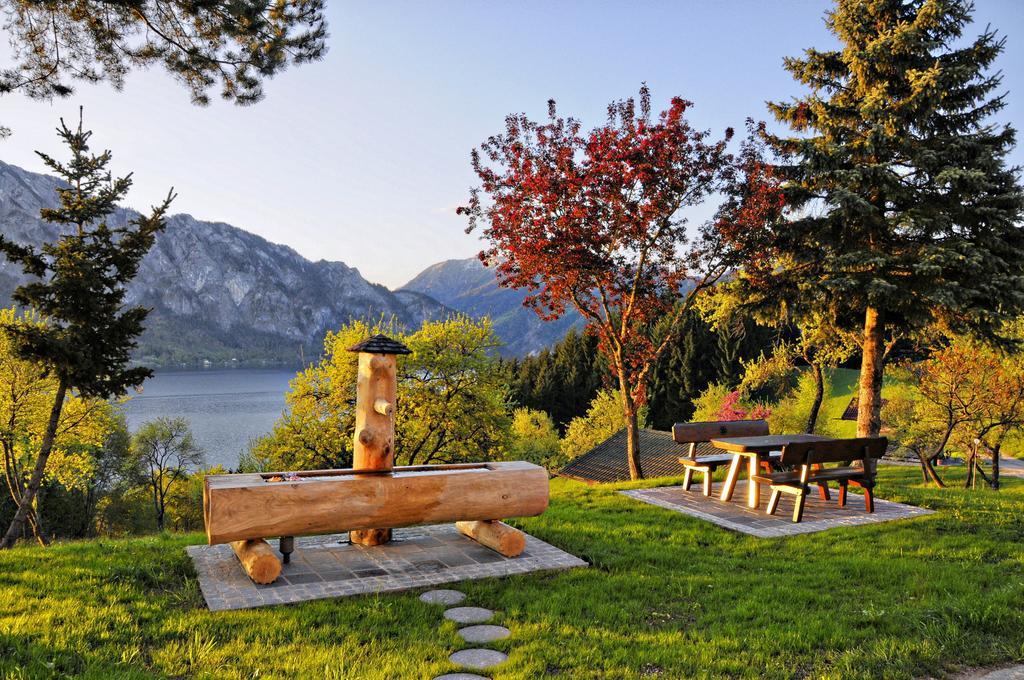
673,420 -> 770,496
751,437 -> 888,523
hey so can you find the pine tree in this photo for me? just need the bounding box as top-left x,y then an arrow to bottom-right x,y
508,328 -> 605,432
0,114 -> 172,548
0,2 -> 326,104
728,0 -> 1024,437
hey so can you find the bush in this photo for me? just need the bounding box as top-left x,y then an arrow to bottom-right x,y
509,408 -> 562,470
164,466 -> 227,532
769,369 -> 835,435
691,383 -> 770,422
560,390 -> 647,461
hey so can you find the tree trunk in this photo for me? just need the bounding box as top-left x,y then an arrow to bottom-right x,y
155,483 -> 166,531
857,306 -> 885,438
616,378 -> 643,480
805,362 -> 825,434
1,379 -> 67,549
624,409 -> 642,480
990,444 -> 1000,491
917,451 -> 945,488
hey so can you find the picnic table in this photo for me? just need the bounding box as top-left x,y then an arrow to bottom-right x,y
711,434 -> 833,509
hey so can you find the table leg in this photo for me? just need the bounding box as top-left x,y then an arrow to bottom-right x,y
747,454 -> 761,509
720,454 -> 743,502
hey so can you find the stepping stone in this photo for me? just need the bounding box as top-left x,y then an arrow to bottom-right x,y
449,648 -> 508,670
458,625 -> 511,643
432,675 -> 490,680
443,606 -> 494,624
419,589 -> 466,605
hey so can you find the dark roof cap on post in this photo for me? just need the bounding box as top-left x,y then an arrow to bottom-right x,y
347,334 -> 412,355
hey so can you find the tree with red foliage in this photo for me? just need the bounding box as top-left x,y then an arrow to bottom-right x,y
459,87 -> 738,479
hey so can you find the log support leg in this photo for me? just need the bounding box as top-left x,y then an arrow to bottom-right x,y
231,539 -> 283,584
702,470 -> 713,497
350,528 -> 392,546
279,535 -> 295,563
766,489 -> 781,516
837,483 -> 847,508
456,520 -> 526,558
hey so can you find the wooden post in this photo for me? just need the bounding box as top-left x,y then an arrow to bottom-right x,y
347,335 -> 411,546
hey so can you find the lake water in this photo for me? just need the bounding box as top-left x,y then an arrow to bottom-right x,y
123,369 -> 296,469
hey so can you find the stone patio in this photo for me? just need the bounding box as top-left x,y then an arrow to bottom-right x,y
187,523 -> 587,611
622,480 -> 933,537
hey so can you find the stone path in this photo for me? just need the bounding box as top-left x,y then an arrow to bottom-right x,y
458,625 -> 511,643
422,587 -> 515,679
444,607 -> 495,624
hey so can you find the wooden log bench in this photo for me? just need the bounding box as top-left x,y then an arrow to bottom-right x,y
673,419 -> 772,496
751,437 -> 888,523
203,460 -> 549,583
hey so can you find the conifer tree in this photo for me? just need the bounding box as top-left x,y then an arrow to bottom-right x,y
0,114 -> 172,548
726,0 -> 1024,437
0,2 -> 326,105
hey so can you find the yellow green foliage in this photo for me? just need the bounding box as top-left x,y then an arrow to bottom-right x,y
690,383 -> 733,422
250,316 -> 511,470
509,407 -> 561,470
0,308 -> 117,501
768,369 -> 842,436
561,390 -> 646,461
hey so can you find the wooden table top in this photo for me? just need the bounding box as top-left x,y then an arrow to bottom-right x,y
710,433 -> 832,454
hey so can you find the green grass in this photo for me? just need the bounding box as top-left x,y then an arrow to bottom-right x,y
2,468 -> 1023,679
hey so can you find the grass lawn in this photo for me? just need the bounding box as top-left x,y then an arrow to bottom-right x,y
1,467 -> 1022,679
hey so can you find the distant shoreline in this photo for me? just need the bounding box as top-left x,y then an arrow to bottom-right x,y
134,359 -> 308,372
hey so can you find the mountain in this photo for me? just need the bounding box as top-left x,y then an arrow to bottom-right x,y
399,258 -> 583,356
0,160 -> 452,366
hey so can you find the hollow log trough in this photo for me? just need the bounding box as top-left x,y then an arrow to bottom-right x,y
202,335 -> 549,584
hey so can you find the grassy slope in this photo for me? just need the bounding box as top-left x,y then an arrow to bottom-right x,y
2,468 -> 1023,679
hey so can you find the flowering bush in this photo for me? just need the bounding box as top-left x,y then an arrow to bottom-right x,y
692,383 -> 770,422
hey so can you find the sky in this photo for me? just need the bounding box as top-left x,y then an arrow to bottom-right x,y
1,1 -> 1022,289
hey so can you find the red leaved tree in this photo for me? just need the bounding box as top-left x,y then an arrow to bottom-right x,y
459,87 -> 739,479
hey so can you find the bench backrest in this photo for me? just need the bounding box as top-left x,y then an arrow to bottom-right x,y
779,437 -> 888,467
672,419 -> 770,459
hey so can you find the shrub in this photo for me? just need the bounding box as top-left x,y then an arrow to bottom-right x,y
561,390 -> 647,461
509,408 -> 562,470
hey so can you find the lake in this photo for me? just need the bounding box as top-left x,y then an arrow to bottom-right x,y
123,369 -> 296,469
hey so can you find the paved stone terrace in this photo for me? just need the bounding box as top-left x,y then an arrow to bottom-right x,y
187,524 -> 588,611
622,480 -> 933,537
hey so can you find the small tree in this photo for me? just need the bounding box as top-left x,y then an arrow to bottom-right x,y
461,87 -> 738,479
560,390 -> 647,462
953,342 -> 1024,490
0,115 -> 172,549
130,418 -> 203,531
0,309 -> 115,544
254,316 -> 512,470
884,338 -> 1024,488
724,1 -> 1024,440
508,408 -> 562,470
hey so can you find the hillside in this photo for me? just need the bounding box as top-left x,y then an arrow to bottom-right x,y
399,258 -> 583,356
0,160 -> 452,366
